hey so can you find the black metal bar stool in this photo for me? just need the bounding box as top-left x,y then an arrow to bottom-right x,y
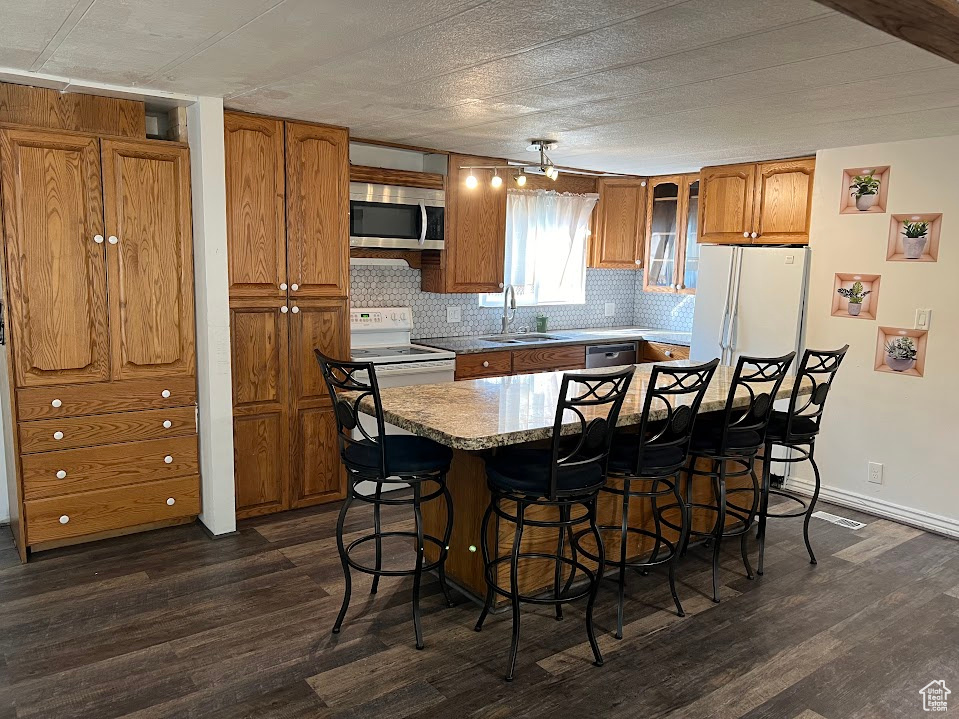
574,360 -> 718,639
473,367 -> 634,681
682,353 -> 794,603
754,345 -> 848,575
316,351 -> 455,650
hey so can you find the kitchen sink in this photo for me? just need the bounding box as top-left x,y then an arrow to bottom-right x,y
480,333 -> 561,344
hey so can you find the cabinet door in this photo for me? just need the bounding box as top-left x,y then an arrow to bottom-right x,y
590,178 -> 646,269
230,300 -> 290,519
224,113 -> 287,298
444,153 -> 507,292
102,140 -> 195,381
752,158 -> 815,245
285,121 -> 349,298
289,299 -> 349,506
643,176 -> 682,292
676,176 -> 700,294
0,130 -> 109,387
699,163 -> 756,244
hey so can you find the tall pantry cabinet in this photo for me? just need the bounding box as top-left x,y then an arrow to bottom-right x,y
0,126 -> 199,561
224,112 -> 349,519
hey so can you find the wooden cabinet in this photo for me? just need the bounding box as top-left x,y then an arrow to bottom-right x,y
589,177 -> 647,269
0,127 -> 199,558
643,174 -> 699,294
699,158 -> 814,245
641,342 -> 690,363
454,345 -> 587,380
421,153 -> 507,293
224,112 -> 350,518
455,351 -> 513,380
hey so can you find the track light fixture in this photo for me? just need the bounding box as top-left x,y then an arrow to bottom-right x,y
460,140 -> 618,189
465,170 -> 478,189
515,172 -> 527,187
490,168 -> 502,188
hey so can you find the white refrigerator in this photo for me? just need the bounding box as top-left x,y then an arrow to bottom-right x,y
690,245 -> 810,367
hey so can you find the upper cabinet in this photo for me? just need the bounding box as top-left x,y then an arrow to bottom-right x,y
699,157 -> 814,245
224,113 -> 286,299
589,177 -> 647,269
643,173 -> 699,294
421,153 -> 506,293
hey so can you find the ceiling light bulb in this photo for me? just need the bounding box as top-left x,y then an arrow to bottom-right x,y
515,173 -> 527,187
551,168 -> 560,180
544,167 -> 553,179
491,172 -> 503,189
465,172 -> 478,189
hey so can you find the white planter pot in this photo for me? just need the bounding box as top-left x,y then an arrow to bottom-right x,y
885,355 -> 916,372
902,236 -> 928,259
855,193 -> 878,211
847,302 -> 862,316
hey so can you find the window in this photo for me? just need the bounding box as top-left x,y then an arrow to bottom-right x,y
480,189 -> 599,307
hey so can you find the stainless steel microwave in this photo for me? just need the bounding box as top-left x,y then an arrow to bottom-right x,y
349,182 -> 444,250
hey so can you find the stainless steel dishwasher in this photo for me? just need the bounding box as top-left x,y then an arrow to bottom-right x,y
585,342 -> 638,368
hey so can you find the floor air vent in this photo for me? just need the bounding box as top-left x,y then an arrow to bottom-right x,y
811,511 -> 866,530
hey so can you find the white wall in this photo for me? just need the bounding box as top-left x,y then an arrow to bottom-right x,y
791,135 -> 959,536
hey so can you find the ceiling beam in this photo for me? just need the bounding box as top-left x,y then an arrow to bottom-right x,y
812,0 -> 959,64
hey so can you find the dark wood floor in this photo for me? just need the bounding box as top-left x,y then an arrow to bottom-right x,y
1,493 -> 957,719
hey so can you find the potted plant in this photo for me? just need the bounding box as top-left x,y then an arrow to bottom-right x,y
884,336 -> 917,372
837,281 -> 871,316
901,220 -> 930,259
849,172 -> 881,211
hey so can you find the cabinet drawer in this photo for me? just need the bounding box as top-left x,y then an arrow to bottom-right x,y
19,407 -> 196,454
21,435 -> 199,500
17,377 -> 197,420
642,342 -> 690,362
25,475 -> 200,544
455,351 -> 512,380
512,345 -> 586,374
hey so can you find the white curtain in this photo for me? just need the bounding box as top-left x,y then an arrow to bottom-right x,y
503,189 -> 599,305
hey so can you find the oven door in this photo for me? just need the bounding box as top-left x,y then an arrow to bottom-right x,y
349,182 -> 444,250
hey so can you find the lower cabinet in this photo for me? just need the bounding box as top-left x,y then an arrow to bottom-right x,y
641,341 -> 690,363
454,345 -> 587,380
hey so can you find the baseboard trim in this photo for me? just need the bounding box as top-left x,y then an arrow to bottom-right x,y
785,475 -> 959,540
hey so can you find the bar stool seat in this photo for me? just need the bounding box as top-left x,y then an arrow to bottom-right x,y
607,440 -> 686,474
486,447 -> 604,495
765,411 -> 818,439
689,421 -> 762,452
344,435 -> 453,475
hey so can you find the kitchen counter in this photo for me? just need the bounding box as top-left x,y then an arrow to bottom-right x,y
416,327 -> 691,355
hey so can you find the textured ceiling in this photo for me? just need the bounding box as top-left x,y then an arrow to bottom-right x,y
3,0 -> 959,173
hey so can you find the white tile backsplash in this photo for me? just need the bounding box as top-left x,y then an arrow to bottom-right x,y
350,265 -> 694,339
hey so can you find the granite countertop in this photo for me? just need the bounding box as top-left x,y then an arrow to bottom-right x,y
416,327 -> 691,355
358,361 -> 810,451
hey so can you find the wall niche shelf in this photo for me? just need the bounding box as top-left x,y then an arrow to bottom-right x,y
874,326 -> 927,378
887,213 -> 942,263
839,165 -> 890,214
831,273 -> 880,320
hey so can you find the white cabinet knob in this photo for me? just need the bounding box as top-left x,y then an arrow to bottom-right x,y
635,259 -> 642,265
164,455 -> 173,464
743,232 -> 750,238
291,306 -> 299,314
162,420 -> 172,429
291,283 -> 299,291
51,399 -> 62,408
94,234 -> 104,244
161,389 -> 171,398
498,283 -> 504,289
279,283 -> 287,290
280,306 -> 289,314
53,431 -> 64,440
166,497 -> 176,506
750,232 -> 758,238
59,515 -> 69,524
108,235 -> 118,245
56,470 -> 67,479
482,361 -> 490,368
665,351 -> 673,357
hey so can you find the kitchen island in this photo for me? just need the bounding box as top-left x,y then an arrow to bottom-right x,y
358,361 -> 809,603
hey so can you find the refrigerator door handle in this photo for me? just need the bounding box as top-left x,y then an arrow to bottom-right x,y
726,248 -> 744,363
718,250 -> 737,355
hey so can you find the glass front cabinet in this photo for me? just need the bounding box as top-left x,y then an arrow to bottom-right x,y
643,173 -> 699,295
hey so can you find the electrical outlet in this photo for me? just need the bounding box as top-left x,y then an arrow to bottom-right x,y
604,302 -> 615,317
915,308 -> 931,330
868,462 -> 883,485
446,306 -> 462,323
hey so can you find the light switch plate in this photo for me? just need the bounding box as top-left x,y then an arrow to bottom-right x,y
446,306 -> 462,323
915,308 -> 931,330
604,302 -> 615,317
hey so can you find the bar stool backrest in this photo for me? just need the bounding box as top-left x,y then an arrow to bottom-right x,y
548,367 -> 635,500
315,351 -> 388,477
625,359 -> 721,476
719,352 -> 796,453
782,345 -> 849,438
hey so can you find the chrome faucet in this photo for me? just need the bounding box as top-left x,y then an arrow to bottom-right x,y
501,284 -> 517,334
